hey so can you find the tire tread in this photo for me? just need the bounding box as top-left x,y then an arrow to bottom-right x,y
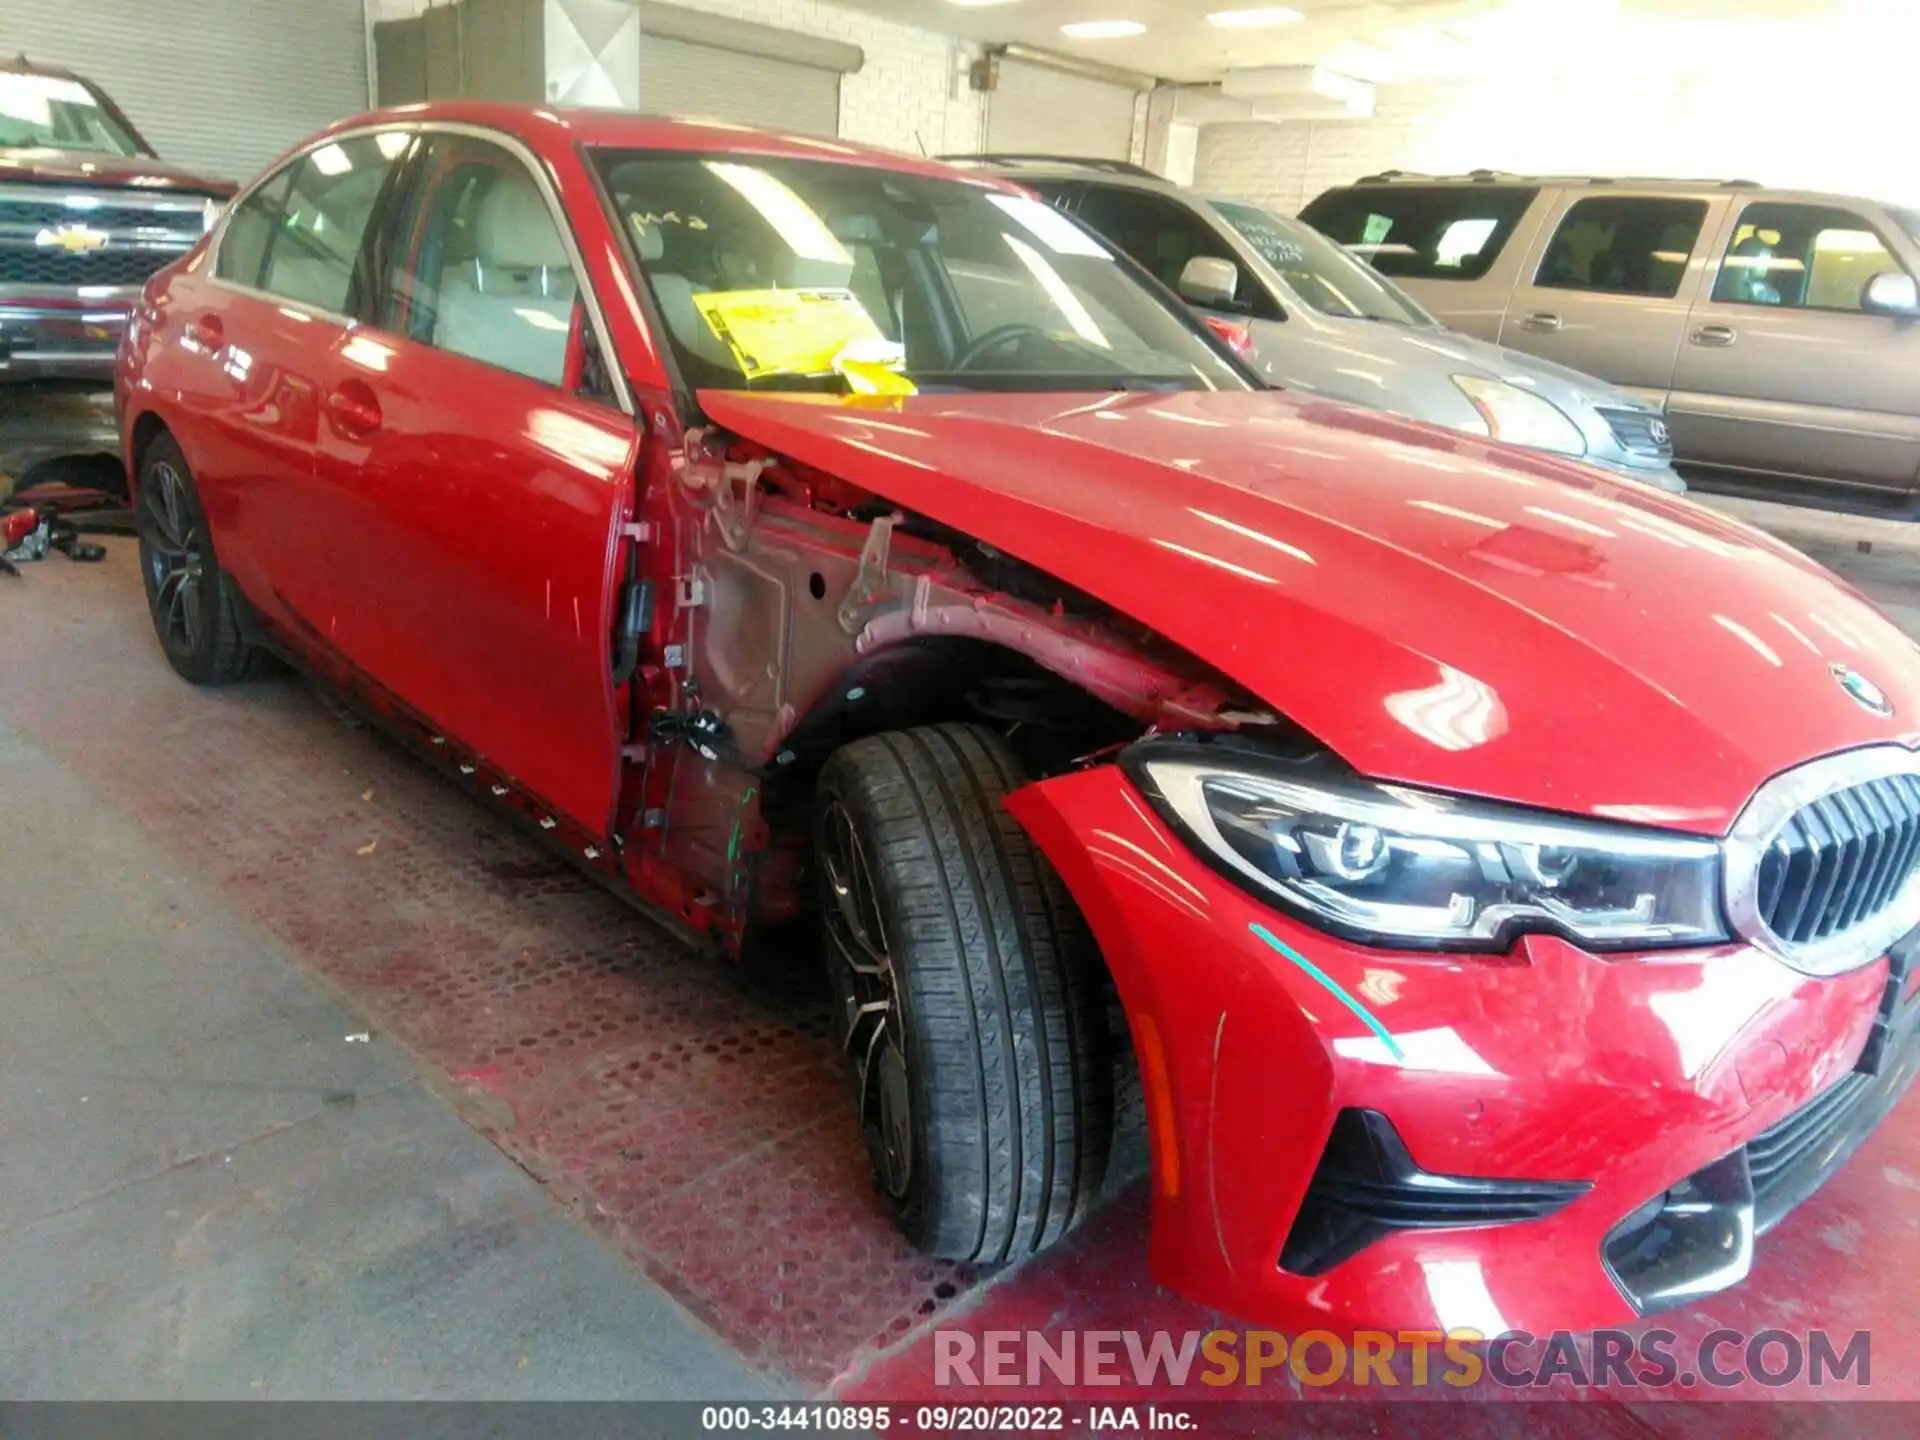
819,723 -> 1109,1263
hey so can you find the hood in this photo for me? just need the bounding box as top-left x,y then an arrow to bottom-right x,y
1278,315 -> 1656,415
0,147 -> 235,196
1424,327 -> 1660,411
700,386 -> 1920,834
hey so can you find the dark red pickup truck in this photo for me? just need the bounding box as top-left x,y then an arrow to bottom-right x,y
1,53 -> 233,382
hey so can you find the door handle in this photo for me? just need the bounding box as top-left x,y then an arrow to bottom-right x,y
1691,325 -> 1738,348
325,380 -> 383,438
1519,312 -> 1563,333
187,312 -> 224,350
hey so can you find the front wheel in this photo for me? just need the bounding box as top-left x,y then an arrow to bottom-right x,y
815,723 -> 1111,1264
137,434 -> 272,685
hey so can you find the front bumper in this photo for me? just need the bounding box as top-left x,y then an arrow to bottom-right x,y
1006,765 -> 1913,1336
0,287 -> 134,382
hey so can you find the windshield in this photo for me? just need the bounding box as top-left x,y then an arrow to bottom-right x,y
1212,199 -> 1433,326
0,71 -> 145,157
592,151 -> 1250,395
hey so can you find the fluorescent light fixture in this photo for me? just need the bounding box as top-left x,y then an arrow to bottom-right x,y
1061,19 -> 1146,39
308,143 -> 352,176
1207,7 -> 1303,27
703,160 -> 851,266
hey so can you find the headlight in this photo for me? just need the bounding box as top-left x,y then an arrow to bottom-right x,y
1453,375 -> 1587,457
1130,749 -> 1727,953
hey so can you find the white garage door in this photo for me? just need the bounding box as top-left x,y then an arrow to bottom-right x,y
987,59 -> 1138,162
2,0 -> 369,183
638,35 -> 839,137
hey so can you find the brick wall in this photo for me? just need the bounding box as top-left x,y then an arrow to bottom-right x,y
1195,66 -> 1920,215
1192,81 -> 1473,215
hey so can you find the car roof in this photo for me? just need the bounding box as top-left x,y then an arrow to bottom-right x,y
955,154 -> 1188,193
3,52 -> 87,81
1330,169 -> 1901,215
941,153 -> 1163,179
310,102 -> 1012,187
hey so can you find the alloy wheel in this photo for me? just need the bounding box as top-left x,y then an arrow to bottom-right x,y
819,798 -> 914,1200
140,459 -> 206,654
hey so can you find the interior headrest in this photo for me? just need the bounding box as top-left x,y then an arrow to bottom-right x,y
634,221 -> 665,263
474,174 -> 570,270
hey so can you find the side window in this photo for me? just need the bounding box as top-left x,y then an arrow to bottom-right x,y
1712,202 -> 1906,312
382,135 -> 580,387
1073,185 -> 1280,320
214,168 -> 296,287
1299,185 -> 1538,281
1535,196 -> 1706,298
253,134 -> 405,313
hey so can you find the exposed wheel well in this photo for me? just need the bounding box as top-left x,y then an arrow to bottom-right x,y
762,637 -> 1145,817
752,636 -> 1146,1108
128,411 -> 172,491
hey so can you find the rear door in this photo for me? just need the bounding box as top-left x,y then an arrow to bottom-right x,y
310,128 -> 639,835
1668,199 -> 1920,491
1298,183 -> 1543,340
182,132 -> 410,629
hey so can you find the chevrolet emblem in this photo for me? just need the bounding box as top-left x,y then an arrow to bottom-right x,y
37,223 -> 109,255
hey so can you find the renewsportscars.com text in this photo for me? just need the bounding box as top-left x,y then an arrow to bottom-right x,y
933,1327 -> 1871,1390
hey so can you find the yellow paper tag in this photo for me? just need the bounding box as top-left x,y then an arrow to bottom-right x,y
836,358 -> 918,397
692,287 -> 889,381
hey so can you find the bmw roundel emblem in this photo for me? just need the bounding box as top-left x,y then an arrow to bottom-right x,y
1832,662 -> 1894,718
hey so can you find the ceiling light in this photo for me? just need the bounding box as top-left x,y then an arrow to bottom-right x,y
945,0 -> 1021,7
1061,19 -> 1146,39
1207,7 -> 1303,27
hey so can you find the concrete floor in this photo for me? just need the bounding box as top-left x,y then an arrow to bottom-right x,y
0,722 -> 777,1401
6,402 -> 1920,1413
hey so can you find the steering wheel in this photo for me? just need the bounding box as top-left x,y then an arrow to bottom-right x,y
951,322 -> 1051,372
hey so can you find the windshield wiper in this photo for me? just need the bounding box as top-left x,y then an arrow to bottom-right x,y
742,371 -> 852,395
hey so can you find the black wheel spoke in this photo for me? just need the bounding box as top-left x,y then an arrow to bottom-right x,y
854,1011 -> 887,1122
153,563 -> 204,650
159,466 -> 188,549
843,997 -> 889,1055
819,796 -> 912,1201
139,459 -> 213,656
145,530 -> 190,561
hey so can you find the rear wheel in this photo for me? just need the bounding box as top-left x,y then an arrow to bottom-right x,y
815,723 -> 1110,1264
137,435 -> 271,685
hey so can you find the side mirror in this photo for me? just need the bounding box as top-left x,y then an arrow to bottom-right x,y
1863,271 -> 1920,316
1178,255 -> 1240,309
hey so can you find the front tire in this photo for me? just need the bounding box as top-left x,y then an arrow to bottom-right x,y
815,724 -> 1110,1264
137,435 -> 271,686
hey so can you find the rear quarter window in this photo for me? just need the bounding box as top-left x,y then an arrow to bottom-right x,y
1301,185 -> 1539,282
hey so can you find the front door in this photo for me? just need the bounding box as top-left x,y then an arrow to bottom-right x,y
1497,191 -> 1724,406
310,129 -> 638,835
1668,199 -> 1920,492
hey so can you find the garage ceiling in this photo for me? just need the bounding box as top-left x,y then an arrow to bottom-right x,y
830,0 -> 1864,84
826,0 -> 1500,83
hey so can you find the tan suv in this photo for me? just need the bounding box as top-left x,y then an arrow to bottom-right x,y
1302,174 -> 1920,505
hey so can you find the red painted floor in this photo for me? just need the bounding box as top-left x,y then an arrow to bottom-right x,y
6,541 -> 1920,1420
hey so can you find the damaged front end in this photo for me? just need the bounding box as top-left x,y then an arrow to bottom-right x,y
619,418 -> 1287,956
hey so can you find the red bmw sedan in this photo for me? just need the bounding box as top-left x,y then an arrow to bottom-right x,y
117,103 -> 1920,1337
